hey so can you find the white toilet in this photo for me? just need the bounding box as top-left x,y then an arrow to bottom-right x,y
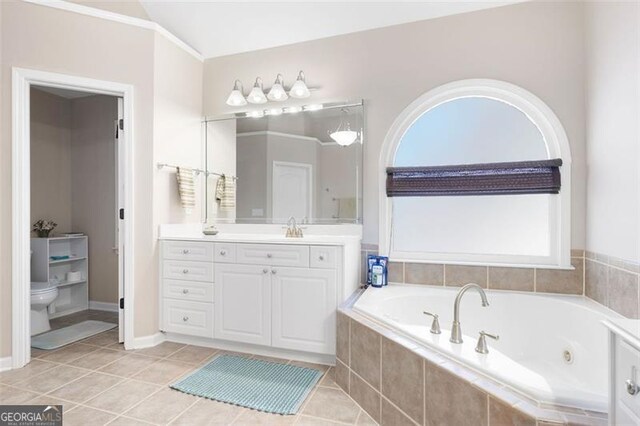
30,282 -> 59,336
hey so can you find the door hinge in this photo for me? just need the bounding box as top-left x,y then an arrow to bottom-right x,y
119,208 -> 124,220
118,119 -> 124,130
119,298 -> 124,309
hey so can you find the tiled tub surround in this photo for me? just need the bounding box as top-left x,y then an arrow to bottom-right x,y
585,251 -> 640,318
336,303 -> 609,426
361,245 -> 640,319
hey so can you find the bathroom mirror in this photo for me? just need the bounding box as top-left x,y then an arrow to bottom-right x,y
205,101 -> 364,224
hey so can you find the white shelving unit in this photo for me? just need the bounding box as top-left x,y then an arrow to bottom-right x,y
31,236 -> 89,318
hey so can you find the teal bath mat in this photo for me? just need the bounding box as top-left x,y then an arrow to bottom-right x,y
170,355 -> 322,415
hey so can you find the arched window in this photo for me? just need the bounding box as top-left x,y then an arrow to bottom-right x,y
379,80 -> 572,268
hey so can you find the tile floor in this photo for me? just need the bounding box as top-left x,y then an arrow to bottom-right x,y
1,310 -> 376,425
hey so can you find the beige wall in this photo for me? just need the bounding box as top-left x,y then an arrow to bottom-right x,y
70,95 -> 119,304
30,88 -> 73,233
585,1 -> 639,262
202,1 -> 587,248
0,0 -> 202,358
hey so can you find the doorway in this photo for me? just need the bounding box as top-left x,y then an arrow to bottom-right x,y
272,161 -> 313,221
12,68 -> 134,368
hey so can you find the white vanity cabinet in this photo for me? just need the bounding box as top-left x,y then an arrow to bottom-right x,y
604,320 -> 640,425
159,234 -> 360,358
271,267 -> 337,354
215,263 -> 272,346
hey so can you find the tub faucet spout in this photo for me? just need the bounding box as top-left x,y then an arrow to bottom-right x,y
450,283 -> 489,344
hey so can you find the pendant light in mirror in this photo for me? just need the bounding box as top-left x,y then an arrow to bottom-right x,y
329,108 -> 359,146
247,77 -> 268,104
225,80 -> 247,107
289,71 -> 311,99
267,74 -> 288,101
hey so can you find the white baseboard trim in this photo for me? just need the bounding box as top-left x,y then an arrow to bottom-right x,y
129,332 -> 165,350
89,301 -> 119,312
0,356 -> 13,372
163,333 -> 335,366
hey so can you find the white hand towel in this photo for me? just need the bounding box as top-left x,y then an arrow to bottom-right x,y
176,167 -> 196,214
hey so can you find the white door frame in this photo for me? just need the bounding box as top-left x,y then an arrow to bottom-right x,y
12,67 -> 135,368
272,161 -> 313,221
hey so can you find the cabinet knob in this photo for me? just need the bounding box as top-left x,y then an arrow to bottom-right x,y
319,255 -> 325,261
182,316 -> 189,322
220,250 -> 226,256
267,253 -> 273,258
182,249 -> 190,254
182,269 -> 189,274
271,269 -> 277,275
182,289 -> 189,294
627,366 -> 639,396
263,268 -> 269,274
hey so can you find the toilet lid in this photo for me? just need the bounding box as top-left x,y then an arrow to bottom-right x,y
31,281 -> 57,294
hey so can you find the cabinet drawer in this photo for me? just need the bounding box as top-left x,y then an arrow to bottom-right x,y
162,299 -> 214,338
215,243 -> 236,263
236,244 -> 309,267
163,241 -> 214,262
163,260 -> 214,282
310,246 -> 338,269
163,279 -> 214,303
616,338 -> 640,419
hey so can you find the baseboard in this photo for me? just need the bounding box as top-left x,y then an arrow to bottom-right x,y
163,332 -> 335,366
89,301 -> 119,312
0,356 -> 13,372
129,332 -> 165,350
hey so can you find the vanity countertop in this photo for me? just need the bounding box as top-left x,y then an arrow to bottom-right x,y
159,233 -> 361,246
603,318 -> 640,348
158,223 -> 363,246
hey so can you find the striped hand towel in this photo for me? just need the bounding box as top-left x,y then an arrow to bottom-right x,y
215,175 -> 235,210
176,167 -> 196,214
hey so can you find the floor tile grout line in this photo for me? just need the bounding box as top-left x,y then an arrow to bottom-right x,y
165,394 -> 201,425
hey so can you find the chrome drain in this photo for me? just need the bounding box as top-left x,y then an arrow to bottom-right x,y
563,349 -> 573,364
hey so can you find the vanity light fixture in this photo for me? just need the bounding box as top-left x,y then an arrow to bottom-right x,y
265,108 -> 283,116
289,71 -> 311,99
225,80 -> 247,107
267,74 -> 288,102
247,77 -> 268,104
246,110 -> 265,118
303,104 -> 324,112
329,108 -> 359,146
283,106 -> 303,114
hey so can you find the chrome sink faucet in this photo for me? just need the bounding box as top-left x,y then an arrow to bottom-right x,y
285,216 -> 303,238
450,283 -> 490,344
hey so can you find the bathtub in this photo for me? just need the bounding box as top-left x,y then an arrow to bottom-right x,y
353,284 -> 621,413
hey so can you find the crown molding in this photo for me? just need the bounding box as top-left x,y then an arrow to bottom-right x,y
237,130 -> 337,146
21,0 -> 204,62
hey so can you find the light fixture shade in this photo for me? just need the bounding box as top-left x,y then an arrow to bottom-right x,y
225,80 -> 246,106
330,130 -> 358,146
247,78 -> 267,104
289,71 -> 311,99
267,74 -> 288,101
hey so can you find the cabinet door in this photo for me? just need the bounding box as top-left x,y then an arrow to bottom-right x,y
272,267 -> 337,354
214,264 -> 271,345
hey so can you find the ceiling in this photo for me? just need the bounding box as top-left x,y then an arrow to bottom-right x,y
140,1 -> 527,59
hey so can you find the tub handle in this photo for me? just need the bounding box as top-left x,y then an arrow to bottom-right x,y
423,311 -> 441,335
475,331 -> 499,354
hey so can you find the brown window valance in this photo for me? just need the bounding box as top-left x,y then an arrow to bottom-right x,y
386,159 -> 562,197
